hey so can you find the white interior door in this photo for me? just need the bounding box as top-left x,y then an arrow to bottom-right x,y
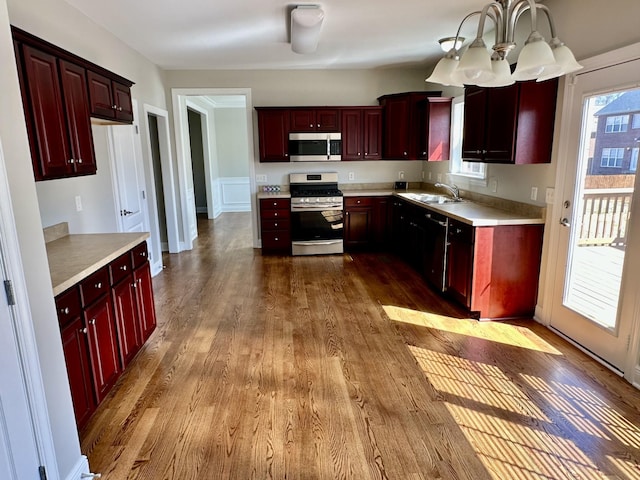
550,59 -> 640,371
109,120 -> 149,234
0,238 -> 41,480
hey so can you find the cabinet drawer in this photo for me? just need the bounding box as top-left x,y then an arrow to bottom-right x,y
109,252 -> 132,285
260,198 -> 290,210
448,220 -> 474,243
262,230 -> 291,250
55,287 -> 81,327
80,267 -> 109,307
345,196 -> 373,208
131,242 -> 149,269
261,218 -> 290,231
260,208 -> 290,220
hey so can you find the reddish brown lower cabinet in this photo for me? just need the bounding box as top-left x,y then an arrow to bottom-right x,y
133,261 -> 157,342
112,278 -> 142,367
344,196 -> 390,251
60,317 -> 95,430
56,241 -> 156,429
446,219 -> 544,319
260,198 -> 291,254
84,294 -> 121,404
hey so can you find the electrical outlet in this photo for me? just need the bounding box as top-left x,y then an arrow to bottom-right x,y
398,171 -> 405,180
489,178 -> 498,193
437,173 -> 442,182
256,174 -> 267,183
530,186 -> 538,201
75,195 -> 82,212
545,187 -> 555,204
348,172 -> 355,181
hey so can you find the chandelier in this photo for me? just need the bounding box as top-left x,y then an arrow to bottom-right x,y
426,0 -> 582,87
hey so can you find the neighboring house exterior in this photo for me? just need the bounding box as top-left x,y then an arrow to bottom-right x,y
589,90 -> 640,175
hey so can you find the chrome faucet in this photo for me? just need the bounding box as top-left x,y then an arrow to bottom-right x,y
434,182 -> 461,201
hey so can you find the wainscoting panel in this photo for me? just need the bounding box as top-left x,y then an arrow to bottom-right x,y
218,177 -> 250,213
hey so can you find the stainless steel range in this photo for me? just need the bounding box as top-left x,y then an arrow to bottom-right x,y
289,173 -> 344,256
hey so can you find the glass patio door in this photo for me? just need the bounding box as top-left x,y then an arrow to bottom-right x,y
550,59 -> 640,372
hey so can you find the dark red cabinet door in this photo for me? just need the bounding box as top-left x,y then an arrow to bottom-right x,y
421,98 -> 452,161
134,262 -> 157,342
112,278 -> 142,367
59,60 -> 97,176
21,45 -> 72,179
61,317 -> 96,430
84,295 -> 121,403
382,97 -> 410,159
113,81 -> 134,123
257,109 -> 290,162
345,208 -> 372,248
315,109 -> 340,131
462,87 -> 487,161
87,70 -> 116,120
341,109 -> 363,160
484,86 -> 519,163
446,221 -> 474,308
363,108 -> 383,160
290,109 -> 316,132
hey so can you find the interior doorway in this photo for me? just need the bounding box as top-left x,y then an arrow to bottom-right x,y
171,88 -> 258,251
148,114 -> 169,252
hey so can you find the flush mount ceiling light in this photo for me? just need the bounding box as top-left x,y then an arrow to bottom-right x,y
426,0 -> 582,87
290,5 -> 325,54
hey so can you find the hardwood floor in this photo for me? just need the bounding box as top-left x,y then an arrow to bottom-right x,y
81,212 -> 640,479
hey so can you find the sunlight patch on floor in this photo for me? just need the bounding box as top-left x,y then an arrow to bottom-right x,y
383,305 -> 561,355
409,345 -> 607,479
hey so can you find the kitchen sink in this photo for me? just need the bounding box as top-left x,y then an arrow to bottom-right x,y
401,193 -> 463,205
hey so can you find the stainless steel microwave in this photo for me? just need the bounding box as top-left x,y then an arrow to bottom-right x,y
289,132 -> 342,162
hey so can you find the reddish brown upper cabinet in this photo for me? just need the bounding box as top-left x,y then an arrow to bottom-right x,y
378,91 -> 443,160
418,97 -> 452,161
462,78 -> 558,164
290,108 -> 340,132
341,107 -> 383,161
87,71 -> 134,123
256,108 -> 290,162
12,26 -> 134,180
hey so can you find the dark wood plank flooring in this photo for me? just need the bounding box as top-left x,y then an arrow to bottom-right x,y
81,212 -> 640,479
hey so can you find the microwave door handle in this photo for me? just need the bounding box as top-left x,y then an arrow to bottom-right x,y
326,137 -> 330,160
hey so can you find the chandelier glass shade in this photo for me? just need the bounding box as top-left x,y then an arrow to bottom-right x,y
426,0 -> 582,87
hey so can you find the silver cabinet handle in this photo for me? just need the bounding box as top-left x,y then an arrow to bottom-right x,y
560,218 -> 571,227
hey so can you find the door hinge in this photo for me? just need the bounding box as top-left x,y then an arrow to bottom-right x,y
39,466 -> 47,480
4,279 -> 16,306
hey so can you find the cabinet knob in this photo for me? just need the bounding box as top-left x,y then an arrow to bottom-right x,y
274,212 -> 278,217
118,107 -> 123,112
456,228 -> 462,234
317,124 -> 320,128
356,200 -> 361,204
273,202 -> 278,206
95,282 -> 102,289
132,282 -> 137,288
310,124 -> 313,128
138,278 -> 142,284
69,158 -> 75,164
61,307 -> 70,315
90,319 -> 96,326
80,328 -> 87,334
140,251 -> 147,257
274,222 -> 278,227
284,153 -> 289,157
274,237 -> 279,241
112,105 -> 118,110
120,265 -> 127,271
358,152 -> 361,156
403,152 -> 407,156
77,158 -> 83,164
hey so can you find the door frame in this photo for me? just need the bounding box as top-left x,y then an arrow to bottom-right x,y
0,138 -> 63,478
142,104 -> 180,263
539,41 -> 640,387
171,88 -> 259,249
184,100 -> 215,220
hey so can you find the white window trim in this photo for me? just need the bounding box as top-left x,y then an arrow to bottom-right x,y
448,95 -> 488,186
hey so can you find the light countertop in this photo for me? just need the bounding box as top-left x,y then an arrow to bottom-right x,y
46,232 -> 149,296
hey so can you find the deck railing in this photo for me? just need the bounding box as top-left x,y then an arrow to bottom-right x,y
578,188 -> 633,247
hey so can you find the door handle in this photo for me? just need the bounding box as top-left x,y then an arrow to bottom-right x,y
560,218 -> 571,227
121,209 -> 134,216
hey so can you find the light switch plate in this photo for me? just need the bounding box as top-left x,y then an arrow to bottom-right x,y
75,195 -> 82,212
256,174 -> 267,183
530,187 -> 538,201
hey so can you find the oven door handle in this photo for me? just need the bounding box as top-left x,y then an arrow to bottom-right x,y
292,240 -> 343,246
291,205 -> 343,212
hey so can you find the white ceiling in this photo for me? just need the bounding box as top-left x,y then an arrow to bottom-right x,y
62,0 -> 485,70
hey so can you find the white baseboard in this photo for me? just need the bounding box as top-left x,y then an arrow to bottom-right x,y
64,455 -> 90,480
